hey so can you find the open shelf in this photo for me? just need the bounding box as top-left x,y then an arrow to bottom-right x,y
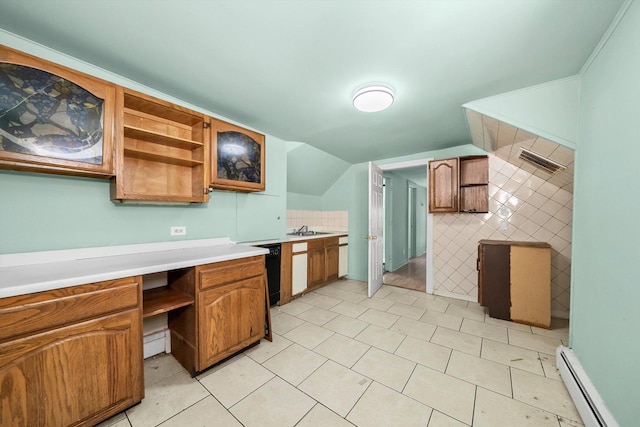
112,87 -> 209,203
143,287 -> 194,318
124,147 -> 203,167
124,125 -> 203,149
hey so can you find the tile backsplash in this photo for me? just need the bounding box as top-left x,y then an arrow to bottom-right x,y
287,210 -> 349,233
433,153 -> 573,318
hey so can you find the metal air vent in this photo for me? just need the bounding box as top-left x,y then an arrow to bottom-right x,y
519,148 -> 567,174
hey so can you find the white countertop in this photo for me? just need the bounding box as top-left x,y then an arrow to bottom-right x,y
0,238 -> 268,298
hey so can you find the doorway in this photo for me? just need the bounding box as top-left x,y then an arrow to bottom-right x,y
374,159 -> 433,294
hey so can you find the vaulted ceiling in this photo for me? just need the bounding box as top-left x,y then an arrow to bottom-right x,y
0,0 -> 624,163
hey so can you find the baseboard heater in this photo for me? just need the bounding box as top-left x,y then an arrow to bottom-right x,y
556,346 -> 619,427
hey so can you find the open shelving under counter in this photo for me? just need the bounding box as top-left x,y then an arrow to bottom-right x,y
142,287 -> 194,318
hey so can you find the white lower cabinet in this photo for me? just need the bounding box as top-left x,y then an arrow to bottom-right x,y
339,236 -> 348,278
292,242 -> 308,295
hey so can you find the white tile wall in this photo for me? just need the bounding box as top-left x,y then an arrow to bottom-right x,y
287,210 -> 349,233
433,154 -> 573,318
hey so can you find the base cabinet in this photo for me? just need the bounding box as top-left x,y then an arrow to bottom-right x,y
478,240 -> 551,328
0,277 -> 143,427
339,236 -> 349,278
198,276 -> 265,369
168,256 -> 266,375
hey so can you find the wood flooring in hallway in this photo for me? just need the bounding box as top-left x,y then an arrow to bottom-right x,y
383,254 -> 426,292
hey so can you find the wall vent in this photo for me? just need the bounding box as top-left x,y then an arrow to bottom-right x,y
519,148 -> 566,174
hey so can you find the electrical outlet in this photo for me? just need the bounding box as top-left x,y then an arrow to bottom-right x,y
171,226 -> 186,236
499,220 -> 508,231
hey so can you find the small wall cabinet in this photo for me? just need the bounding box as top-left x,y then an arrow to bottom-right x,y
0,46 -> 116,178
428,155 -> 488,213
0,277 -> 144,426
111,88 -> 209,203
210,118 -> 265,192
166,255 -> 266,375
477,240 -> 551,328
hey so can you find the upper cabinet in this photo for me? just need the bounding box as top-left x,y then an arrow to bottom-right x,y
111,88 -> 209,203
0,46 -> 115,178
429,155 -> 488,213
428,158 -> 459,213
210,118 -> 265,192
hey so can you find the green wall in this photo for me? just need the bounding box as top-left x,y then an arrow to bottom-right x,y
286,192 -> 323,210
570,2 -> 639,425
0,35 -> 288,254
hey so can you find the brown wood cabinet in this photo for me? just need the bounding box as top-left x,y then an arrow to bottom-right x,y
0,277 -> 143,427
477,240 -> 551,328
279,236 -> 344,305
307,239 -> 326,288
111,88 -> 209,203
428,155 -> 488,213
167,256 -> 266,375
0,46 -> 116,178
428,158 -> 459,213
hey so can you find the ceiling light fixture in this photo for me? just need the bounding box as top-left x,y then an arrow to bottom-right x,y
352,85 -> 394,112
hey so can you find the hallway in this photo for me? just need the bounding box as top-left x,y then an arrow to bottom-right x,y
384,254 -> 426,292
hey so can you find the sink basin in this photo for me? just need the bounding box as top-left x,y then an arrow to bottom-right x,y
287,231 -> 331,236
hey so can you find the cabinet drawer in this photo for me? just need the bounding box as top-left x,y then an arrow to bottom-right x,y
307,239 -> 324,250
339,236 -> 348,245
292,242 -> 307,253
198,256 -> 264,290
0,276 -> 141,341
324,237 -> 339,247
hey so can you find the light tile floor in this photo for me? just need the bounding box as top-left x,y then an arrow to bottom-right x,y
99,280 -> 581,427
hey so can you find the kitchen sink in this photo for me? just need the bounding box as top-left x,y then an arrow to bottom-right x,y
287,231 -> 331,236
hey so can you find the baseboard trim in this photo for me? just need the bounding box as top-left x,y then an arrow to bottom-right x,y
556,346 -> 619,427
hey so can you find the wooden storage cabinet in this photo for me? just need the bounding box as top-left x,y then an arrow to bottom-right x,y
325,237 -> 340,283
428,158 -> 459,213
111,88 -> 209,203
0,46 -> 116,178
477,240 -> 551,328
0,277 -> 143,427
167,256 -> 266,375
307,239 -> 326,288
428,155 -> 488,213
198,276 -> 265,369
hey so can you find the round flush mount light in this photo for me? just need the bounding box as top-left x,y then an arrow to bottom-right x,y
352,85 -> 394,112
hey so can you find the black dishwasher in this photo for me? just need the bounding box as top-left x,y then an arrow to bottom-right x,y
258,243 -> 281,306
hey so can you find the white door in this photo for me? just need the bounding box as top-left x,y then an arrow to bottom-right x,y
368,162 -> 384,297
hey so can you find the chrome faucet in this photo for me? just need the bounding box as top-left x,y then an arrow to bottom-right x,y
296,225 -> 308,233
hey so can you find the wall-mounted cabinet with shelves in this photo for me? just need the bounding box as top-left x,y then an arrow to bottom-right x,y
111,88 -> 209,203
428,155 -> 488,213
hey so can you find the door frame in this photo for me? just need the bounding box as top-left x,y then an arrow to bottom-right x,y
376,159 -> 434,294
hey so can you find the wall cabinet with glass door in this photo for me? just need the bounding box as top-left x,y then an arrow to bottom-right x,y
0,46 -> 116,178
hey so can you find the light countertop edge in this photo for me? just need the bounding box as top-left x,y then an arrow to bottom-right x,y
0,243 -> 268,299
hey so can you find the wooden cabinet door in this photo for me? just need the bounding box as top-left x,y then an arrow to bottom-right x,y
307,247 -> 325,288
198,276 -> 265,370
428,158 -> 459,213
478,242 -> 511,321
0,46 -> 116,178
0,309 -> 143,427
510,246 -> 551,329
325,244 -> 340,282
